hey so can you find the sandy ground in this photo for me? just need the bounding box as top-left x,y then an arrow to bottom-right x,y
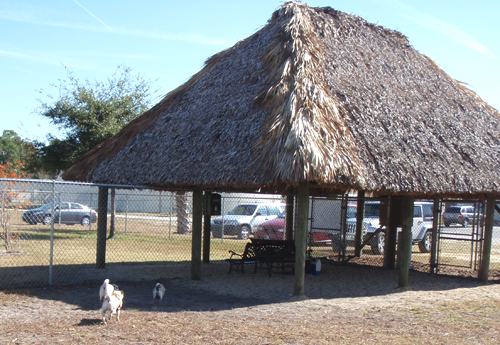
1,260 -> 499,344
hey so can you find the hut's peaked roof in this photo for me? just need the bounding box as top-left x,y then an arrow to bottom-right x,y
63,1 -> 500,197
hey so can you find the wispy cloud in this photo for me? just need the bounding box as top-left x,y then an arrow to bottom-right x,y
377,0 -> 495,58
72,0 -> 112,31
0,5 -> 234,47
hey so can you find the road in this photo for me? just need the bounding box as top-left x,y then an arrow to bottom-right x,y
439,225 -> 500,243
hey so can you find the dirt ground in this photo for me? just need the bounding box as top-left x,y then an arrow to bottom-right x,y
1,260 -> 499,345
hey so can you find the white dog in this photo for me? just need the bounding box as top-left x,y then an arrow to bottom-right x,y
99,279 -> 116,302
101,290 -> 124,325
153,283 -> 166,306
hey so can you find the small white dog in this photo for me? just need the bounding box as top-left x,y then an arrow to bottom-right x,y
99,279 -> 116,302
153,283 -> 166,306
101,290 -> 124,325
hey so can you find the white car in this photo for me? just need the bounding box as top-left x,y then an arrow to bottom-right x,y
211,203 -> 285,240
330,201 -> 435,255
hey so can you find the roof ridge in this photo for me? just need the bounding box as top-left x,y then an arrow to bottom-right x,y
254,2 -> 364,185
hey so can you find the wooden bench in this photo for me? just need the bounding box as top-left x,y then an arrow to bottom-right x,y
226,242 -> 257,274
250,239 -> 296,276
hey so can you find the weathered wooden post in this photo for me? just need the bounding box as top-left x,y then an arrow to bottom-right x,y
191,186 -> 203,280
96,186 -> 108,269
203,191 -> 212,263
294,181 -> 309,296
479,194 -> 495,283
285,194 -> 294,241
397,196 -> 414,288
354,191 -> 365,257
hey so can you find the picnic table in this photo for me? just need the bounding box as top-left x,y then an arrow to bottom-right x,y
226,239 -> 299,276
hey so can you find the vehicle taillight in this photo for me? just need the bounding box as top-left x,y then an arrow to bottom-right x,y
458,213 -> 463,219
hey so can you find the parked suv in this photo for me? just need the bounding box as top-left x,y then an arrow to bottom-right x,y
330,201 -> 434,255
211,203 -> 285,240
442,204 -> 476,227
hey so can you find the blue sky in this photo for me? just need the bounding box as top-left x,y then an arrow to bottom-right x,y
1,0 -> 499,143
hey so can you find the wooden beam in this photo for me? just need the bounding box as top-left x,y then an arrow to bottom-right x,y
354,191 -> 365,257
397,196 -> 414,288
294,181 -> 309,296
96,186 -> 108,269
203,191 -> 212,263
191,186 -> 203,280
479,194 -> 495,283
285,194 -> 294,241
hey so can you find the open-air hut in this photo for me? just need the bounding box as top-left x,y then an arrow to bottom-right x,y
62,2 -> 500,294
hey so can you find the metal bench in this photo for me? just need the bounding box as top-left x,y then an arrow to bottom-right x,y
226,242 -> 257,273
251,239 -> 296,276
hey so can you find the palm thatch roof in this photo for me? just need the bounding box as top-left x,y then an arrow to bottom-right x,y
62,1 -> 500,198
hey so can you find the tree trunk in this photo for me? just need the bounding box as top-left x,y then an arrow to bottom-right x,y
176,192 -> 190,234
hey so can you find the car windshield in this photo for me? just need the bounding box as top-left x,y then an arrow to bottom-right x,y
347,206 -> 357,218
365,203 -> 380,217
445,207 -> 461,213
229,205 -> 257,216
39,203 -> 58,210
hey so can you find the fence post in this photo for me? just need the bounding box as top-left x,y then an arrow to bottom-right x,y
125,194 -> 128,234
384,196 -> 398,269
49,180 -> 55,285
430,197 -> 440,273
354,191 -> 365,257
108,188 -> 116,239
203,191 -> 211,263
285,194 -> 294,241
479,194 -> 495,283
294,181 -> 309,296
191,186 -> 203,280
169,194 -> 172,240
96,186 -> 108,269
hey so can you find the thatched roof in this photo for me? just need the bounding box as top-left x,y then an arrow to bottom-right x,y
63,1 -> 500,198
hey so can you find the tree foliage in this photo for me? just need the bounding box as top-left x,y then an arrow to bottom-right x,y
0,130 -> 40,176
35,65 -> 158,176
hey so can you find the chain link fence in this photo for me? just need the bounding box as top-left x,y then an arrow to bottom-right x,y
1,178 -> 499,289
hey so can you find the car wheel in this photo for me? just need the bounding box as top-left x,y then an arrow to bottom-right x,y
418,231 -> 432,253
81,216 -> 90,226
371,231 -> 385,255
239,225 -> 250,240
462,218 -> 469,227
443,221 -> 450,227
42,215 -> 52,225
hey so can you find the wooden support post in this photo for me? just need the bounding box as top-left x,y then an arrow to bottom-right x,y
354,191 -> 365,257
191,186 -> 203,280
397,196 -> 414,288
430,197 -> 440,273
285,194 -> 294,241
384,197 -> 397,269
479,194 -> 495,283
96,186 -> 108,269
294,181 -> 309,296
203,191 -> 212,263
